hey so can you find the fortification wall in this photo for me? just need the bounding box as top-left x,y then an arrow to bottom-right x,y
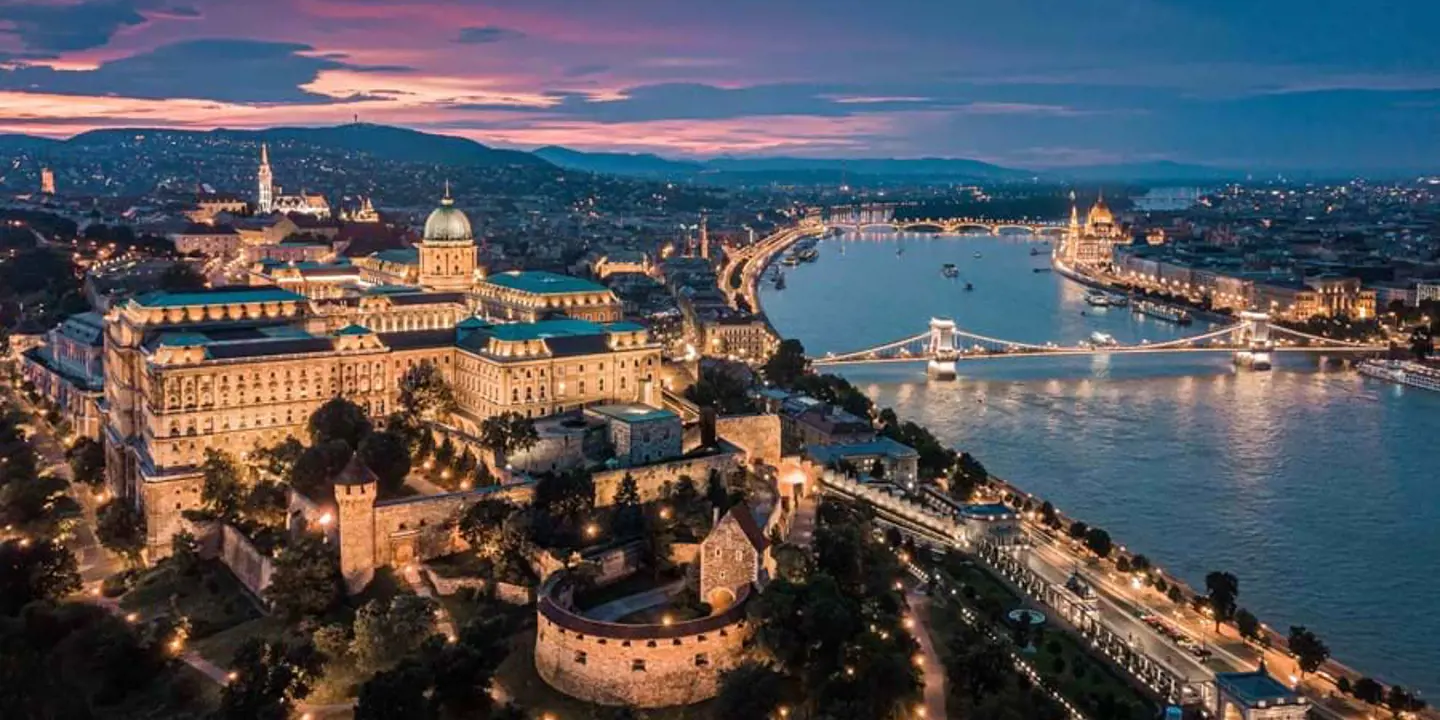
592,450 -> 739,507
715,414 -> 782,466
534,580 -> 752,708
218,523 -> 275,599
141,472 -> 204,558
368,482 -> 534,567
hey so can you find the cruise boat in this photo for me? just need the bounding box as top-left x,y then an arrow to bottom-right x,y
1357,359 -> 1440,392
1089,331 -> 1117,346
796,247 -> 819,263
1107,293 -> 1130,307
942,263 -> 960,278
1132,299 -> 1191,325
1084,290 -> 1111,307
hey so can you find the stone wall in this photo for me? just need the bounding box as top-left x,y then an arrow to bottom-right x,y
534,580 -> 752,708
714,413 -> 782,466
370,482 -> 535,567
592,448 -> 739,508
423,567 -> 535,605
218,523 -> 275,600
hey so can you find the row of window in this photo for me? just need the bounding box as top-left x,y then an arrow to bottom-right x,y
572,652 -> 709,670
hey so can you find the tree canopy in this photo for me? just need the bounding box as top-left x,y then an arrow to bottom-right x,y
309,397 -> 373,449
398,362 -> 457,423
263,533 -> 341,620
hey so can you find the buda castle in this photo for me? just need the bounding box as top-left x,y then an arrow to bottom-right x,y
104,189 -> 652,554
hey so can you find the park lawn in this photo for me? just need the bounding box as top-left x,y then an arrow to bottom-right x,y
493,628 -> 717,720
119,560 -> 261,640
190,615 -> 289,668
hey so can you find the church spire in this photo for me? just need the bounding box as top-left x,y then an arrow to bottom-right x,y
441,179 -> 453,206
256,143 -> 273,214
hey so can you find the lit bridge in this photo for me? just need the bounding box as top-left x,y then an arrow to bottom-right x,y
812,313 -> 1388,377
817,204 -> 1067,237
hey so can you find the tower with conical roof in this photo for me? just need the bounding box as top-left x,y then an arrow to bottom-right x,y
257,143 -> 274,213
418,182 -> 477,292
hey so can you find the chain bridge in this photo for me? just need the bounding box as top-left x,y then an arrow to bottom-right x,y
812,312 -> 1387,377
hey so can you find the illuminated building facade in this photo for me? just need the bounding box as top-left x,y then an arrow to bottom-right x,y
474,270 -> 623,323
1060,193 -> 1123,268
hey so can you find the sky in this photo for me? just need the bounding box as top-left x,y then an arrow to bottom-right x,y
0,0 -> 1437,170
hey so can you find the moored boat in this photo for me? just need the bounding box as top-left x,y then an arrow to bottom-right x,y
1358,359 -> 1440,392
1084,289 -> 1111,307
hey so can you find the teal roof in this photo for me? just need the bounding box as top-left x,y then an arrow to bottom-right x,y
257,325 -> 311,339
336,324 -> 373,336
155,331 -> 212,347
487,318 -> 607,342
484,270 -> 605,295
364,284 -> 421,295
586,404 -> 677,424
258,259 -> 351,270
805,437 -> 920,465
456,316 -> 491,330
133,286 -> 305,308
604,321 -> 646,333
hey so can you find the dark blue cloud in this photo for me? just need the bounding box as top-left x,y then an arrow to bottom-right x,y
455,26 -> 525,44
0,39 -> 399,103
0,0 -> 149,52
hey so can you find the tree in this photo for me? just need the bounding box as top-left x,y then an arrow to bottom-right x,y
1287,625 -> 1329,677
458,498 -> 518,560
0,472 -> 68,529
351,595 -> 439,676
716,662 -> 793,719
762,338 -> 808,388
215,638 -> 323,720
289,440 -> 353,499
66,437 -> 106,488
200,448 -> 245,521
1410,327 -> 1433,361
308,397 -> 372,449
170,529 -> 202,577
357,430 -> 411,497
0,537 -> 81,614
1234,607 -> 1260,642
263,533 -> 341,619
869,458 -> 887,480
251,437 -> 305,483
1039,501 -> 1060,528
610,472 -> 643,537
398,361 -> 457,423
95,499 -> 146,568
1067,520 -> 1088,540
1083,527 -> 1112,558
705,468 -> 730,512
434,436 -> 456,470
355,660 -> 434,720
1352,677 -> 1384,704
478,412 -> 538,463
158,261 -> 206,292
1204,571 -> 1239,631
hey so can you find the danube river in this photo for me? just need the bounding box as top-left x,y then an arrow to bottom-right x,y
761,231 -> 1440,695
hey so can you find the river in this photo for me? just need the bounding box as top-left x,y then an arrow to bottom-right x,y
761,231 -> 1440,695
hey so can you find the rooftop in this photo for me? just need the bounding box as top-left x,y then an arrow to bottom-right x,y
486,318 -> 610,342
1215,669 -> 1304,707
804,437 -> 920,465
585,403 -> 677,424
132,286 -> 306,308
484,270 -> 606,295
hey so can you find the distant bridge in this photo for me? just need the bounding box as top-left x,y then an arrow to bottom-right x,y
811,313 -> 1387,377
817,204 -> 1066,236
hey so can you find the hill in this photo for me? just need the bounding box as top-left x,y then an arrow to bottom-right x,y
49,123 -> 548,167
533,146 -> 702,177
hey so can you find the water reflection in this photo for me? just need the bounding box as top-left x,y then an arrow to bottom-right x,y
763,232 -> 1440,694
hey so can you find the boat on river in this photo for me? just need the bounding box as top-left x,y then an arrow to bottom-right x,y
1358,359 -> 1440,392
1089,331 -> 1117,346
1084,290 -> 1111,307
1132,300 -> 1191,325
942,263 -> 959,278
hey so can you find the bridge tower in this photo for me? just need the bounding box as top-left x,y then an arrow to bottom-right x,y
927,317 -> 959,380
1235,311 -> 1274,371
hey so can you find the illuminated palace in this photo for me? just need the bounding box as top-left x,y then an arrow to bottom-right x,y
104,195 -> 660,555
1059,192 -> 1123,268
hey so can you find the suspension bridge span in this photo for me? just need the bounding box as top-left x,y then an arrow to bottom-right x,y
811,312 -> 1388,378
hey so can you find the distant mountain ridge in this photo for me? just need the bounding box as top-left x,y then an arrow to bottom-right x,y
0,123 -> 1248,182
0,124 -> 546,167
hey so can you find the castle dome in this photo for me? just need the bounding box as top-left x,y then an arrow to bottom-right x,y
423,183 -> 473,243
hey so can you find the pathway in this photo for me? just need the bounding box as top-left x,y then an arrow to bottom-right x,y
402,564 -> 456,640
787,493 -> 818,548
586,579 -> 686,622
906,585 -> 948,720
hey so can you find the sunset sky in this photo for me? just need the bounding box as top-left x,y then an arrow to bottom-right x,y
1,0 -> 1437,169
